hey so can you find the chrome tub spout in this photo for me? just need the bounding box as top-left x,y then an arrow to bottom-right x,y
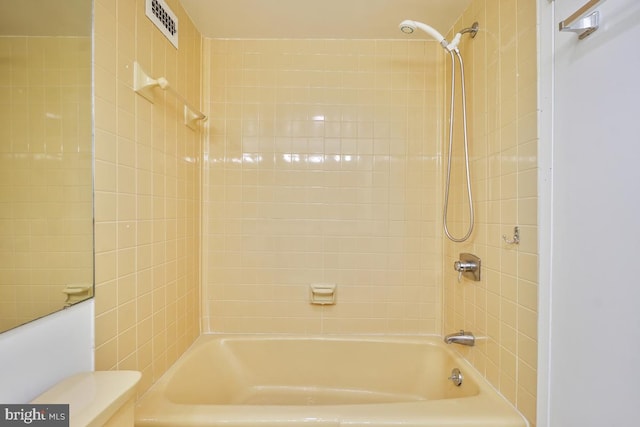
444,330 -> 475,346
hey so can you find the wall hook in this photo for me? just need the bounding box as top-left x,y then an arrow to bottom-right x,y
502,226 -> 520,245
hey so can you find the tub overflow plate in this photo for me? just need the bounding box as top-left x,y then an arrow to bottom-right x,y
449,368 -> 463,386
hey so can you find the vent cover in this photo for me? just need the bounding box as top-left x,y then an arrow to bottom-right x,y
146,0 -> 178,48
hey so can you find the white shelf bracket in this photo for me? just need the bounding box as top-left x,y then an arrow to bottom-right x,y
184,105 -> 201,130
133,61 -> 162,103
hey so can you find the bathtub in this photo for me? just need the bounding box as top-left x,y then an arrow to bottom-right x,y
135,334 -> 527,427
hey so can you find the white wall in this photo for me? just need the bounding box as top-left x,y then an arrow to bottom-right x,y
0,301 -> 94,403
538,0 -> 640,425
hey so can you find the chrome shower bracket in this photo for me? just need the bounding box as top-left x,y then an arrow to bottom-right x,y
454,253 -> 481,282
461,22 -> 479,38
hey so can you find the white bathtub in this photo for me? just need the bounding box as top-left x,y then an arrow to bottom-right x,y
135,334 -> 527,427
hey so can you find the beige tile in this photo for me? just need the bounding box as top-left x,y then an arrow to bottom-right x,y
90,0 -> 202,400
95,280 -> 117,315
518,279 -> 538,312
441,1 -> 538,424
94,338 -> 117,371
90,2 -> 535,427
95,309 -> 118,347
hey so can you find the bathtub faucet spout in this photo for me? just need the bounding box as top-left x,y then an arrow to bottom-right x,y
444,330 -> 475,346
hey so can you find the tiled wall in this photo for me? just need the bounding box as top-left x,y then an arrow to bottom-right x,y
93,0 -> 539,416
442,0 -> 538,425
0,36 -> 92,331
93,0 -> 202,394
202,39 -> 443,334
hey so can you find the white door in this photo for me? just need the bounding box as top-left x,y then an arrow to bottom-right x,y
540,0 -> 640,425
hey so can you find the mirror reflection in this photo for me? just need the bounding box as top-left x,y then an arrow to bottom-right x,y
0,0 -> 93,332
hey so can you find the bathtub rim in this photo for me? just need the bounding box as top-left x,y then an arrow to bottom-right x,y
135,333 -> 529,427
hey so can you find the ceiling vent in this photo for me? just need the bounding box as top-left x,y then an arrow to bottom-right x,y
146,0 -> 178,49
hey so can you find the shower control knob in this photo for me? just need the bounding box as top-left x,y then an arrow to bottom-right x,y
454,261 -> 476,272
453,253 -> 481,282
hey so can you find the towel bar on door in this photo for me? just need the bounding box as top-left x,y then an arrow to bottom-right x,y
559,0 -> 605,40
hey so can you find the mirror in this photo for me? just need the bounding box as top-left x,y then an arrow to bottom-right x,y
0,0 -> 93,333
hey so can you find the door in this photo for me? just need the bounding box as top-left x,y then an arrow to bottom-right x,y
541,0 -> 640,425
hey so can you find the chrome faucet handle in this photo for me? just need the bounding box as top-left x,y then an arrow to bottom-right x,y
454,260 -> 476,282
454,260 -> 477,271
453,254 -> 481,282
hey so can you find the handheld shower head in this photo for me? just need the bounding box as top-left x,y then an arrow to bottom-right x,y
399,19 -> 448,48
399,20 -> 417,34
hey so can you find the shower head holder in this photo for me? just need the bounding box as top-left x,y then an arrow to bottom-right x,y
460,22 -> 480,38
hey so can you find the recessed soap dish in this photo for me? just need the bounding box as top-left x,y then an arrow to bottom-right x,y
309,283 -> 337,305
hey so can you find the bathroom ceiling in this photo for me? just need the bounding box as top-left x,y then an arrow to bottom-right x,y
180,0 -> 472,39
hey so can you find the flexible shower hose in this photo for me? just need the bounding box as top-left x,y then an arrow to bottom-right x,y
443,49 -> 474,242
